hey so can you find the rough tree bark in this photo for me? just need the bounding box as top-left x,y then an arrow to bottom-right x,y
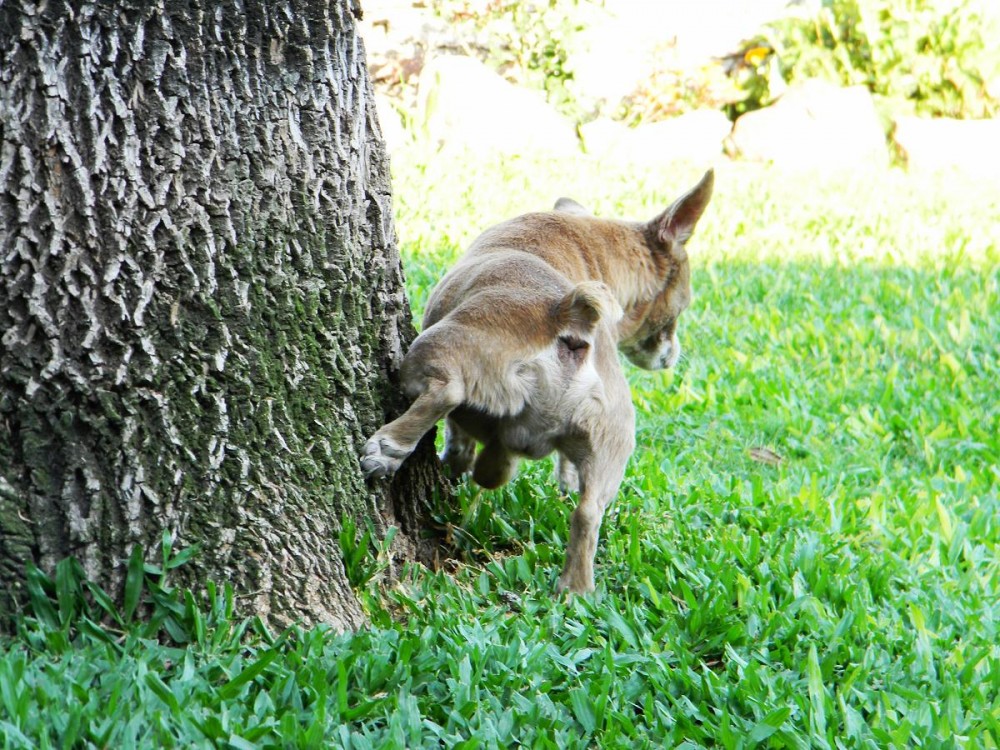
0,0 -> 445,630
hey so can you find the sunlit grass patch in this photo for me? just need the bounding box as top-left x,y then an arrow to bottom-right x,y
385,147 -> 1000,745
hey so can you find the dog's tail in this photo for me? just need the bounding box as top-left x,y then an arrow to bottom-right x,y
553,281 -> 623,339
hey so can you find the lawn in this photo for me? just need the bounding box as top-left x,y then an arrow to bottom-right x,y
2,149 -> 999,748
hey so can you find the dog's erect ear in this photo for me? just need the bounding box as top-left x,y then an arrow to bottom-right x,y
554,197 -> 591,217
653,169 -> 714,246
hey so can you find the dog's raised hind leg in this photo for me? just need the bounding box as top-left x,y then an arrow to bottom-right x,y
361,376 -> 463,479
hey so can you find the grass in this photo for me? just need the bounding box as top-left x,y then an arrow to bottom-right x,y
2,149 -> 999,748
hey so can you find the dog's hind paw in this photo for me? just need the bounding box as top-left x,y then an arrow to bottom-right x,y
557,557 -> 596,595
556,574 -> 596,596
360,436 -> 411,479
556,572 -> 595,596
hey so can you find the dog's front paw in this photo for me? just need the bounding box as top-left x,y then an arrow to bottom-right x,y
360,436 -> 411,479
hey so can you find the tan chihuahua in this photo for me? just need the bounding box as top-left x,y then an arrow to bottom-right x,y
362,171 -> 714,594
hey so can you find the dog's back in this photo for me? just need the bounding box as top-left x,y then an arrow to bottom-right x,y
404,233 -> 621,424
426,212 -> 654,323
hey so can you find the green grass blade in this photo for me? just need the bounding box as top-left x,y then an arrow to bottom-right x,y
123,545 -> 145,622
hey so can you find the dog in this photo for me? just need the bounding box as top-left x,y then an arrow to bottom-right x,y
361,170 -> 714,594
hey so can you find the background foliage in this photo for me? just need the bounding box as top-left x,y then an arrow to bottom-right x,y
433,0 -> 601,119
433,0 -> 1000,123
735,0 -> 1000,118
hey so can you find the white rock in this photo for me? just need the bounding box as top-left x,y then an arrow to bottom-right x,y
894,116 -> 1000,176
568,0 -> 789,110
728,80 -> 888,169
373,93 -> 408,155
578,118 -> 630,155
417,55 -> 578,156
581,110 -> 731,166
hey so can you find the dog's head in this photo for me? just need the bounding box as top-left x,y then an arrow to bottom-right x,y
616,170 -> 714,371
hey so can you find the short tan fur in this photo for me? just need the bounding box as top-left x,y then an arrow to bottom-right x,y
362,170 -> 714,594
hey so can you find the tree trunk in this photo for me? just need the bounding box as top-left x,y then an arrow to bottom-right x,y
0,0 -> 444,630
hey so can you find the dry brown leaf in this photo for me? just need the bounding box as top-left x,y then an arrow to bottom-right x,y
749,447 -> 785,466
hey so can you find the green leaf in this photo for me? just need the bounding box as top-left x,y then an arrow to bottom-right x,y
381,525 -> 399,553
227,735 -> 259,750
605,608 -> 639,649
336,657 -> 348,715
935,496 -> 954,543
54,557 -> 82,628
166,542 -> 202,570
748,706 -> 791,745
344,697 -> 385,722
0,721 -> 32,746
123,544 -> 146,622
807,643 -> 828,737
160,529 -> 174,570
78,617 -> 117,647
162,615 -> 191,644
145,672 -> 180,715
569,688 -> 596,734
185,590 -> 206,646
84,580 -> 125,626
219,649 -> 279,701
25,563 -> 58,630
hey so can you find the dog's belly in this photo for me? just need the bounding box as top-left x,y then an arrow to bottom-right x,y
450,404 -> 561,459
